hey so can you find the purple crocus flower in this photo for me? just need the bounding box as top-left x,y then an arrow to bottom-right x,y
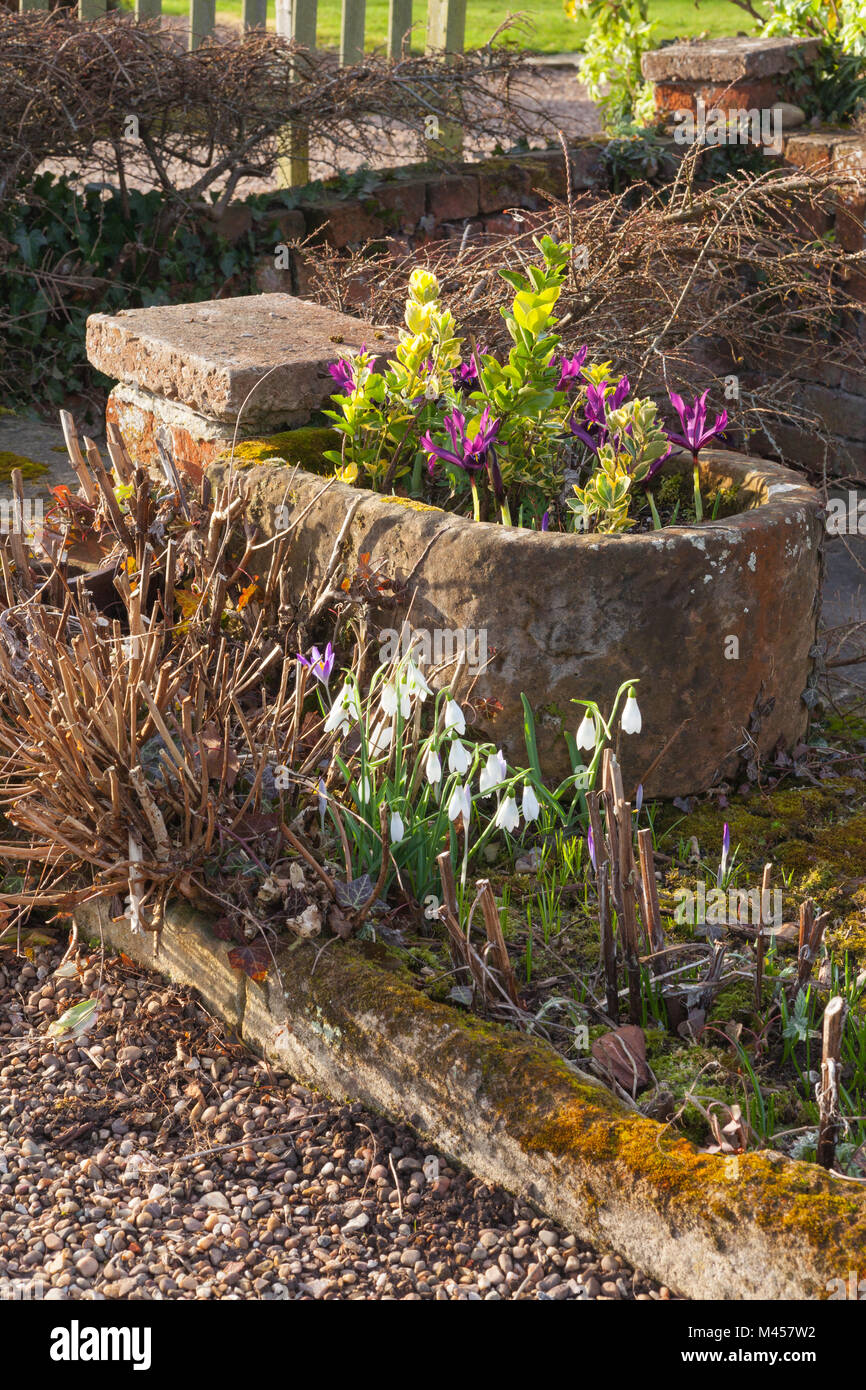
328,358 -> 355,395
556,346 -> 588,391
718,821 -> 731,886
421,407 -> 501,477
297,642 -> 335,687
666,390 -> 728,460
540,511 -> 550,532
587,825 -> 596,872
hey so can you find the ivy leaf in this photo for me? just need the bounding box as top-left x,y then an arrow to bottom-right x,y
227,941 -> 270,982
335,875 -> 374,910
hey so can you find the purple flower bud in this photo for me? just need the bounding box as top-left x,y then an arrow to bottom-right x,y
587,825 -> 596,871
327,359 -> 355,394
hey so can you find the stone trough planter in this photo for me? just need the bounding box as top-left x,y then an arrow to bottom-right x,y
76,896 -> 866,1301
209,443 -> 824,798
88,291 -> 825,797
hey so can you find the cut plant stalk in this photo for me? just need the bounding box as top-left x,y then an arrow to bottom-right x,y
817,996 -> 845,1170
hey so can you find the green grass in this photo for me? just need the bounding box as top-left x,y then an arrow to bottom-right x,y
161,0 -> 752,53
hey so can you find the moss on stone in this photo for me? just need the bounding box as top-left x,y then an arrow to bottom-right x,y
217,426 -> 340,475
379,495 -> 443,513
0,451 -> 48,481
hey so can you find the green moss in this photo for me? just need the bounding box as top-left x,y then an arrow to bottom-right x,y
0,451 -> 48,481
379,495 -> 442,513
658,771 -> 866,966
218,426 -> 340,475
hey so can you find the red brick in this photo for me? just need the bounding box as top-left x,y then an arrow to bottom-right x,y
834,135 -> 866,181
476,160 -> 534,214
425,173 -> 479,225
801,383 -> 866,441
837,194 -> 866,254
373,179 -> 427,232
484,213 -> 523,237
784,133 -> 835,172
304,200 -> 385,249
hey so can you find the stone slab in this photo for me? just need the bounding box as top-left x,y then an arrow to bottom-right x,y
86,294 -> 394,428
642,36 -> 820,84
105,382 -> 310,481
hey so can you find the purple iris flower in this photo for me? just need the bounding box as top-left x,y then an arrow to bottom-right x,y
454,351 -> 483,392
568,376 -> 630,453
421,407 -> 501,477
297,642 -> 335,687
328,359 -> 355,395
666,390 -> 728,460
556,346 -> 588,392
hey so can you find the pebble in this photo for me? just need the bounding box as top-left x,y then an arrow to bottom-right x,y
0,942 -> 678,1303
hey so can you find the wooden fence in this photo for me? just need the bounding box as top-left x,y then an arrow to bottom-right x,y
16,0 -> 467,181
15,0 -> 466,64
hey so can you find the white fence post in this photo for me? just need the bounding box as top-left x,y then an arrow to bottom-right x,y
388,0 -> 412,58
189,0 -> 216,51
426,0 -> 466,157
276,0 -> 318,187
340,0 -> 365,66
243,0 -> 268,30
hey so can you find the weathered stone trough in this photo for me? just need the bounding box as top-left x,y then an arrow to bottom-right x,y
89,293 -> 825,797
76,896 -> 866,1301
211,442 -> 824,797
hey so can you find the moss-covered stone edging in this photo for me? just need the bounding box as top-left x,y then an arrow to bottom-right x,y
77,896 -> 866,1300
209,444 -> 824,798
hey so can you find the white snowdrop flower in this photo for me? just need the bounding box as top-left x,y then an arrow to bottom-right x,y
425,748 -> 442,785
398,682 -> 413,720
479,748 -> 507,795
621,688 -> 642,735
448,739 -> 470,776
368,719 -> 394,755
444,699 -> 466,735
494,796 -> 520,834
324,683 -> 360,737
576,711 -> 597,751
522,784 -> 540,823
405,658 -> 432,702
448,783 -> 472,824
390,811 -> 405,844
380,682 -> 399,718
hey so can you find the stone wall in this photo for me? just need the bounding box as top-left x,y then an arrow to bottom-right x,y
220,143 -> 606,299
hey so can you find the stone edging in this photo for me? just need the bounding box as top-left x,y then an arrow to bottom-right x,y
76,896 -> 866,1300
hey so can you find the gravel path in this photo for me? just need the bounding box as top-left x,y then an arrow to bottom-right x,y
0,940 -> 674,1301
